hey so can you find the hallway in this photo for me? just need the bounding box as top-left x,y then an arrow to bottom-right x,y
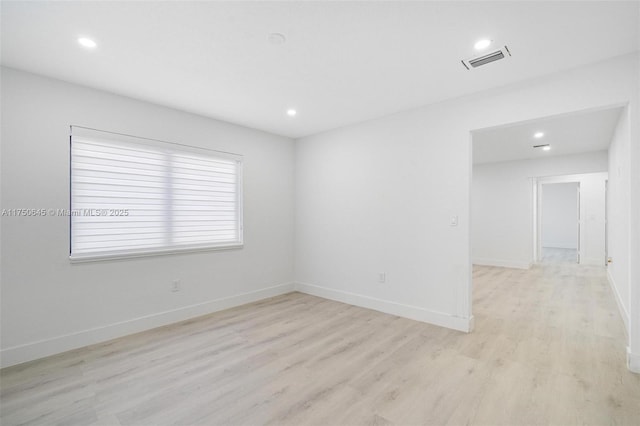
472,261 -> 639,423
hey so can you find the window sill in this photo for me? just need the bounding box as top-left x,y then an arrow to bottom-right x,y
70,243 -> 244,263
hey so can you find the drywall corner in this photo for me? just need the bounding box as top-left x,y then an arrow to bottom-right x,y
295,282 -> 473,333
628,347 -> 640,374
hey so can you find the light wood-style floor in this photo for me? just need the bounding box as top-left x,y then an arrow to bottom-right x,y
541,247 -> 578,264
2,263 -> 639,425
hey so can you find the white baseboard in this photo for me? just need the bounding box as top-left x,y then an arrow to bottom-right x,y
0,282 -> 295,369
628,348 -> 640,374
473,258 -> 532,270
295,282 -> 473,333
606,269 -> 629,333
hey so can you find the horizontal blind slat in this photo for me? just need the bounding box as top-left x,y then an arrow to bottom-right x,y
71,133 -> 241,258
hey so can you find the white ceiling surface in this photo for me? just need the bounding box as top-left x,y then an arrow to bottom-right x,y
1,2 -> 638,139
472,107 -> 624,164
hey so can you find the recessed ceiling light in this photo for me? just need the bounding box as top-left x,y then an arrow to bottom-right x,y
286,109 -> 297,117
268,33 -> 286,45
474,39 -> 492,50
77,37 -> 97,49
534,132 -> 544,138
542,146 -> 551,151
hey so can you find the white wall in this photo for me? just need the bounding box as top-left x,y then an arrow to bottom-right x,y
295,53 -> 637,338
607,108 -> 631,332
630,5 -> 640,375
0,68 -> 295,367
472,152 -> 606,269
577,175 -> 607,265
607,97 -> 640,374
541,183 -> 579,249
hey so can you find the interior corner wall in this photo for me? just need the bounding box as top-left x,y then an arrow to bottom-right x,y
0,67 -> 295,368
294,53 -> 638,336
472,152 -> 607,269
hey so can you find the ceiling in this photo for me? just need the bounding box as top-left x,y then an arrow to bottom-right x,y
1,1 -> 638,139
472,107 -> 624,164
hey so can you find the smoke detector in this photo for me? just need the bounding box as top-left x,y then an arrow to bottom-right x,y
462,46 -> 511,70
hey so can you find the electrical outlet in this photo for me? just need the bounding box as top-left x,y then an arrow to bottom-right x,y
171,280 -> 180,292
378,273 -> 386,283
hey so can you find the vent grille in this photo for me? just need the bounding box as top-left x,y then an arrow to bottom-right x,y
469,50 -> 504,68
462,46 -> 511,70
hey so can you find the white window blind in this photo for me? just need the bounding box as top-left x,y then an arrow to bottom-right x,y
70,127 -> 243,261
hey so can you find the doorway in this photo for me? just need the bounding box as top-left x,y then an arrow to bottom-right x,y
539,182 -> 580,264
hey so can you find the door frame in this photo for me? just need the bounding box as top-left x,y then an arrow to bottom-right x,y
533,177 -> 581,264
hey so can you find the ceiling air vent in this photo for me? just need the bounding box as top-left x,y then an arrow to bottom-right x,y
462,46 -> 511,70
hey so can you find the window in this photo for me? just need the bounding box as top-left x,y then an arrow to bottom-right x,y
70,127 -> 243,261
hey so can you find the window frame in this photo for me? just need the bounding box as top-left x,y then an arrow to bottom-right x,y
69,126 -> 244,262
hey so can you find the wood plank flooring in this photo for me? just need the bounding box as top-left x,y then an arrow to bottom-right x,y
1,262 -> 639,425
541,247 -> 578,264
